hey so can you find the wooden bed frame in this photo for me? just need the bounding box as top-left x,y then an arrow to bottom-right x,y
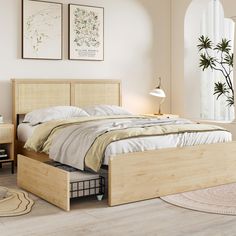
12,79 -> 236,210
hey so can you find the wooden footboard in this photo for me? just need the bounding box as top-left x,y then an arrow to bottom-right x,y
17,155 -> 70,211
108,141 -> 236,206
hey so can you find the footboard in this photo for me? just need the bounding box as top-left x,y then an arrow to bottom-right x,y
108,142 -> 236,206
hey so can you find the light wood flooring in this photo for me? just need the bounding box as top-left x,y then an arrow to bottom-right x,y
1,164 -> 236,236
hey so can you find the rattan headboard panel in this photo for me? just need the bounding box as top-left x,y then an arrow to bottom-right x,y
18,83 -> 71,113
13,81 -> 71,114
72,81 -> 121,107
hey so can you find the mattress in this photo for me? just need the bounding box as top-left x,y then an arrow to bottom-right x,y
17,123 -> 37,142
22,116 -> 232,171
103,130 -> 231,165
20,127 -> 231,165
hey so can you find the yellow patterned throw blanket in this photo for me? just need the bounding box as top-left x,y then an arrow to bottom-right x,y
25,116 -> 229,172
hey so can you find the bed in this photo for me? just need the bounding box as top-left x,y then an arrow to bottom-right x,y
12,79 -> 236,211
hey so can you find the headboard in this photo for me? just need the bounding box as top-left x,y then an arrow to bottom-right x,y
12,79 -> 122,137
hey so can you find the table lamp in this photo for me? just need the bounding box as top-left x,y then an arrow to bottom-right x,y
149,77 -> 166,115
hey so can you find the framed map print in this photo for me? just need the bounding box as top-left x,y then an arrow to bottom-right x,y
69,4 -> 104,61
22,0 -> 63,60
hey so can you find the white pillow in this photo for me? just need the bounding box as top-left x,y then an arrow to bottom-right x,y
83,105 -> 132,116
23,106 -> 89,126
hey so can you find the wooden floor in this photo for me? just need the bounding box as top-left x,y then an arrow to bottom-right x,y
1,165 -> 236,236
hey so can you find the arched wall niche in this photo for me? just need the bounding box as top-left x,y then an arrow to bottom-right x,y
183,0 -> 235,120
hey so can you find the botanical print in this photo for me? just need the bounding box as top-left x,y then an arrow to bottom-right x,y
22,0 -> 62,59
69,4 -> 104,61
73,8 -> 101,49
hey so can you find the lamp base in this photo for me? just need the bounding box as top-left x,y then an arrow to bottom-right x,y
154,112 -> 163,115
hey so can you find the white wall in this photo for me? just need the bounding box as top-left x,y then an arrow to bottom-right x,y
171,0 -> 236,139
0,0 -> 171,122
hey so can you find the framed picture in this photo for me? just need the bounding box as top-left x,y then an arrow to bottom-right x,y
22,0 -> 63,60
69,4 -> 104,61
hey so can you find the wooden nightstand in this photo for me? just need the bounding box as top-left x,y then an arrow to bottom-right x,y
0,124 -> 14,174
144,114 -> 179,119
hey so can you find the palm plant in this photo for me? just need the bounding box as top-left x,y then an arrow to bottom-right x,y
197,35 -> 234,106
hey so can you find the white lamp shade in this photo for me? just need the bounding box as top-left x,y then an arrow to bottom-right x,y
149,88 -> 166,98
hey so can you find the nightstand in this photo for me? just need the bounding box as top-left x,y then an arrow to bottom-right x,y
144,114 -> 179,119
0,124 -> 14,174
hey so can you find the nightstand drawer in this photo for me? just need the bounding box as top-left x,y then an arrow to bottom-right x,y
0,125 -> 13,143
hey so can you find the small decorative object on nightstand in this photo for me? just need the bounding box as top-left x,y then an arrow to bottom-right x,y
150,77 -> 166,115
0,124 -> 14,174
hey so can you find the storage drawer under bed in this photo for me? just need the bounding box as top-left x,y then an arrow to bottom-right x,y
46,160 -> 105,199
17,154 -> 105,211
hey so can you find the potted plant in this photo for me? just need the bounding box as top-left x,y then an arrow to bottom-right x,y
197,35 -> 234,106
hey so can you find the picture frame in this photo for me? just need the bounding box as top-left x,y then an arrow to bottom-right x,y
69,4 -> 104,61
22,0 -> 63,60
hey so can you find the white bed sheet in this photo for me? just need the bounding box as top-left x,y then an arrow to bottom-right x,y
17,123 -> 37,142
103,130 -> 232,165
